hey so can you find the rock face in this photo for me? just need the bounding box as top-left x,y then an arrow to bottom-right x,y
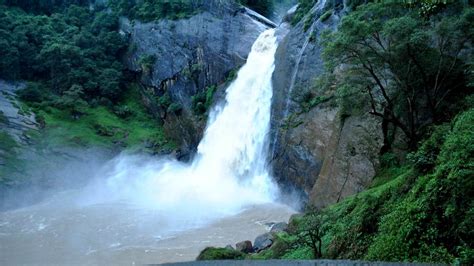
235,240 -> 253,253
120,0 -> 273,157
254,233 -> 274,252
0,80 -> 39,184
270,1 -> 384,207
270,222 -> 288,233
0,81 -> 38,145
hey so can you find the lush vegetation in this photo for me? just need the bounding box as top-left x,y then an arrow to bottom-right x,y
0,0 -> 89,14
322,1 -> 473,151
197,247 -> 246,260
291,0 -> 317,25
267,1 -> 474,264
0,1 -> 175,154
108,0 -> 204,22
0,3 -> 127,106
32,84 -> 175,151
199,1 -> 473,264
245,108 -> 473,264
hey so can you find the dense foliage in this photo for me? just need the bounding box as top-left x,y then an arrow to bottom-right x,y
199,1 -> 473,264
322,2 -> 473,151
108,0 -> 204,22
243,1 -> 474,264
247,108 -> 473,264
0,0 -> 89,14
0,3 -> 127,110
0,2 -> 176,153
197,247 -> 246,260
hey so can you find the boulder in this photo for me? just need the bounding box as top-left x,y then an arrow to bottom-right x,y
235,240 -> 253,253
270,222 -> 288,233
253,233 -> 274,252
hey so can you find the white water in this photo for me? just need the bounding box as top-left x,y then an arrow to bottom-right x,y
92,28 -> 280,223
0,29 -> 292,264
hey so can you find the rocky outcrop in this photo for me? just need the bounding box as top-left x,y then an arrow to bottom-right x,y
253,233 -> 274,252
270,222 -> 288,233
120,0 -> 273,157
0,80 -> 38,184
236,240 -> 253,253
0,81 -> 38,145
270,1 -> 383,207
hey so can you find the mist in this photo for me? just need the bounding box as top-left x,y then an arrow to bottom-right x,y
0,29 -> 296,265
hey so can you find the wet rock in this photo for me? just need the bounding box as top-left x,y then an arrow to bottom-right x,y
270,222 -> 288,233
0,80 -> 38,145
270,0 -> 383,208
287,213 -> 304,234
235,240 -> 253,253
253,233 -> 274,252
121,0 -> 272,156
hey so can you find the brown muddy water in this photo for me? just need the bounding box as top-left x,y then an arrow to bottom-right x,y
0,197 -> 294,265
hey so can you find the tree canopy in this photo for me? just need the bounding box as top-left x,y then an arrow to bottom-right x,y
0,3 -> 127,113
322,2 -> 473,150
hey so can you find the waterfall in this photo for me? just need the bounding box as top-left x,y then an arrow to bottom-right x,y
0,28 -> 295,266
91,28 -> 280,228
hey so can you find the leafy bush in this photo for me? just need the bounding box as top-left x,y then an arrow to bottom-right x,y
407,125 -> 450,174
113,105 -> 133,119
255,109 -> 473,264
192,85 -> 217,115
291,0 -> 317,25
138,55 -> 157,74
197,247 -> 245,260
17,83 -> 48,103
320,10 -> 332,22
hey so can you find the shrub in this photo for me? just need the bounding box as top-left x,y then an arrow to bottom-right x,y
320,10 -> 332,22
196,247 -> 245,260
167,103 -> 183,115
192,85 -> 217,115
17,83 -> 48,103
113,105 -> 133,118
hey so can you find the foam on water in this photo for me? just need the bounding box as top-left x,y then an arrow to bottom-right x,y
80,28 -> 280,229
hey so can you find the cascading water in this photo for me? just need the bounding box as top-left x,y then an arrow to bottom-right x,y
0,29 -> 294,265
98,28 -> 280,220
271,0 -> 327,158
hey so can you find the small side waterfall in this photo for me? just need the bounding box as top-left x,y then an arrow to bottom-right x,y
271,0 -> 327,158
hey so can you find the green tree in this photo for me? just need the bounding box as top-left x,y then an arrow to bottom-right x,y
322,3 -> 473,150
55,84 -> 88,117
297,209 -> 329,259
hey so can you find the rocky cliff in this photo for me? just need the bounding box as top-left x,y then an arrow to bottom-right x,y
120,0 -> 275,159
120,0 -> 385,207
270,0 -> 383,208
